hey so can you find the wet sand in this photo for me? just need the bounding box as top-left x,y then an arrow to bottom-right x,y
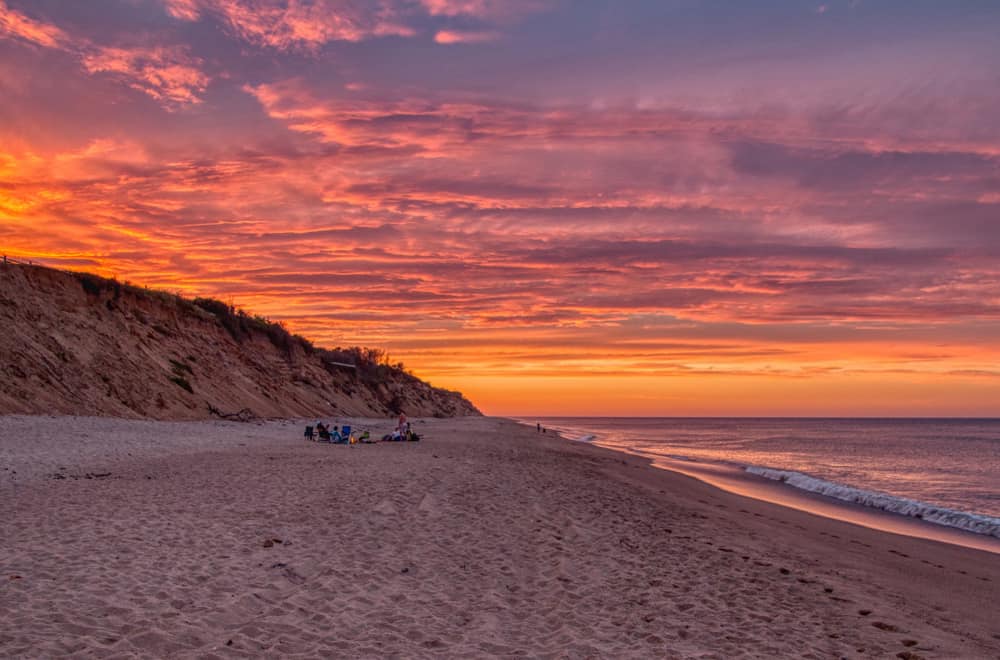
2,415 -> 998,658
638,454 -> 1000,555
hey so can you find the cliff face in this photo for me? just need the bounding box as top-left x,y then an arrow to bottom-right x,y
0,262 -> 480,420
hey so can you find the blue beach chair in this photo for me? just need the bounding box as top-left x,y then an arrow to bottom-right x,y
330,425 -> 349,444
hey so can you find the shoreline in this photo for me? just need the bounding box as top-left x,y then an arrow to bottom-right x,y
3,414 -> 999,657
522,418 -> 1000,554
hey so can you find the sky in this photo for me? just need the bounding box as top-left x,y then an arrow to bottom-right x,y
2,0 -> 999,416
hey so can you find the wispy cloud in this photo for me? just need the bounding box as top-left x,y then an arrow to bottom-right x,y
163,0 -> 416,49
0,0 -> 67,48
420,0 -> 553,21
161,0 -> 553,50
1,1 -> 211,108
162,0 -> 201,21
434,29 -> 500,44
82,45 -> 209,107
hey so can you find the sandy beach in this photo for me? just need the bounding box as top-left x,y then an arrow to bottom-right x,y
2,415 -> 998,658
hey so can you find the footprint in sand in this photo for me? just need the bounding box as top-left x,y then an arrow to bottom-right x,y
417,493 -> 440,515
561,516 -> 593,542
373,499 -> 399,516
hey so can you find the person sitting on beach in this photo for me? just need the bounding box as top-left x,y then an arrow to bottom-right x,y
316,422 -> 330,441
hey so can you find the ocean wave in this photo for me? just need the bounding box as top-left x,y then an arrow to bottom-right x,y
745,466 -> 1000,538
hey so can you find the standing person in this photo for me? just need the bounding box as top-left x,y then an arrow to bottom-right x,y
397,412 -> 407,434
536,422 -> 541,432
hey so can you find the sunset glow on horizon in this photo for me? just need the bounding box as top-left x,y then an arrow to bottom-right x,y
3,0 -> 999,416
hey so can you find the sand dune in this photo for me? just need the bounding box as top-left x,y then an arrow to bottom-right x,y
0,261 -> 479,420
2,415 -> 998,658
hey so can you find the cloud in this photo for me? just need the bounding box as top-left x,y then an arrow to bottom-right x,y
0,1 -> 67,48
434,29 -> 500,44
420,0 -> 553,21
81,45 -> 209,107
0,2 -> 211,108
163,0 -> 201,21
160,0 -> 553,50
162,0 -> 415,50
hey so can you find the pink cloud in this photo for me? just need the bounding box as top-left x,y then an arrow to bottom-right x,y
162,0 -> 415,50
160,0 -> 553,49
421,0 -> 552,21
1,2 -> 210,108
163,0 -> 201,21
434,29 -> 500,44
0,0 -> 68,48
82,45 -> 209,107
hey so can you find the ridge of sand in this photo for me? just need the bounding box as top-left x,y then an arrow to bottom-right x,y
2,415 -> 998,658
0,261 -> 479,420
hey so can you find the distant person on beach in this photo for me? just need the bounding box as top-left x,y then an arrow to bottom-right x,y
397,412 -> 407,433
537,423 -> 541,432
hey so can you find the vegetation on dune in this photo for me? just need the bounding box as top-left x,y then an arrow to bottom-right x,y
70,269 -> 413,387
169,358 -> 193,376
190,296 -> 315,355
168,375 -> 193,393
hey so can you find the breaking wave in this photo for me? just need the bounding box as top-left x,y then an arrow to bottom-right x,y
745,466 -> 1000,538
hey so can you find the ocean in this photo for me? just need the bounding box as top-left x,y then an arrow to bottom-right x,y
526,418 -> 1000,541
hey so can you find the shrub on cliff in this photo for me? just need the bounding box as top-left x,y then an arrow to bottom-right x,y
191,297 -> 313,356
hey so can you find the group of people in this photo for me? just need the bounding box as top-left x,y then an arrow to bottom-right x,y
312,422 -> 367,444
384,413 -> 417,442
308,413 -> 419,444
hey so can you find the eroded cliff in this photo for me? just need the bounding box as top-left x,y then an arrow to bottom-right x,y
0,261 -> 480,420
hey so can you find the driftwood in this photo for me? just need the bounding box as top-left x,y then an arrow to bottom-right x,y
207,404 -> 257,422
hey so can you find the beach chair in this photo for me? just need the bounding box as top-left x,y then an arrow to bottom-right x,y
341,425 -> 351,439
304,426 -> 315,441
318,428 -> 331,441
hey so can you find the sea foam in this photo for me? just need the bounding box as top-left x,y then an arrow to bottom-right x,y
745,466 -> 1000,538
